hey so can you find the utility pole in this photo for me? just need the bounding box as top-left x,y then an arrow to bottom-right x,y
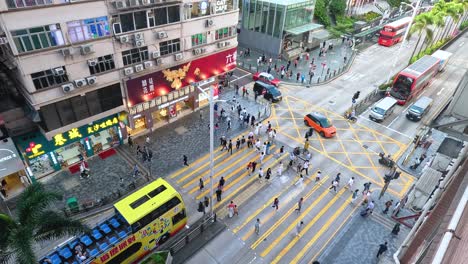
379,168 -> 401,199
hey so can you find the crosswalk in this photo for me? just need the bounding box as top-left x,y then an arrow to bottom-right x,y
164,128 -> 365,263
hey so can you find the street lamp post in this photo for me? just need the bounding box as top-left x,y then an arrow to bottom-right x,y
385,0 -> 422,84
195,83 -> 226,218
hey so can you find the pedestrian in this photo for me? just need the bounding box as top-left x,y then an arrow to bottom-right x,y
246,162 -> 253,176
301,74 -> 305,83
304,138 -> 310,153
351,189 -> 359,204
265,168 -> 271,180
252,161 -> 258,172
259,152 -> 265,164
363,182 -> 371,193
295,174 -> 304,186
198,201 -> 205,215
199,178 -> 204,191
296,72 -> 300,82
128,134 -> 133,149
294,59 -> 298,68
145,135 -> 150,145
272,129 -> 277,143
295,197 -> 304,213
316,170 -> 322,182
266,141 -> 271,155
344,56 -> 347,63
204,196 -> 210,208
236,138 -> 240,150
272,197 -> 279,210
255,218 -> 261,235
235,84 -> 239,95
227,117 -> 231,130
258,167 -> 264,179
383,200 -> 393,214
305,152 -> 311,161
219,176 -> 225,188
301,160 -> 309,175
286,60 -> 291,71
296,221 -> 304,236
242,86 -> 247,97
346,177 -> 354,190
329,180 -> 338,192
216,185 -> 222,201
183,155 -> 189,166
136,144 -> 141,158
227,201 -> 235,218
391,223 -> 401,235
281,69 -> 285,79
277,161 -> 283,176
376,242 -> 388,258
366,200 -> 375,214
133,163 -> 139,178
234,205 -> 239,216
309,71 -> 314,84
393,200 -> 401,216
335,173 -> 341,186
228,140 -> 233,155
241,136 -> 246,147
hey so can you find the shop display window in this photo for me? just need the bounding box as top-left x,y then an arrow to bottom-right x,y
89,127 -> 119,153
152,108 -> 168,124
55,141 -> 85,167
191,1 -> 211,18
129,117 -> 147,135
29,153 -> 54,178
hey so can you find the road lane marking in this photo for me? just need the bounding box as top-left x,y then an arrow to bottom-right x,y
307,201 -> 361,264
260,188 -> 346,258
184,146 -> 259,190
250,176 -> 329,249
436,87 -> 445,96
360,116 -> 412,139
212,153 -> 289,210
170,151 -> 212,179
237,171 -> 320,240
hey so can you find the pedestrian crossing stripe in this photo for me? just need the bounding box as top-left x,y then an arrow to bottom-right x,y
259,185 -> 344,257
271,188 -> 349,263
250,176 -> 330,250
183,145 -> 264,190
170,151 -> 212,179
234,170 -> 320,237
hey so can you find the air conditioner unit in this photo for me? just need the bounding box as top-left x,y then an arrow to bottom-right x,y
134,64 -> 144,72
62,83 -> 75,93
142,0 -> 151,5
129,0 -> 139,7
87,59 -> 98,67
217,42 -> 225,48
61,48 -> 73,57
134,32 -> 144,41
0,37 -> 8,45
144,61 -> 153,69
135,40 -> 145,47
200,48 -> 207,54
206,19 -> 214,27
74,79 -> 87,88
175,53 -> 183,61
80,44 -> 94,55
193,48 -> 201,55
124,67 -> 134,76
156,32 -> 168,39
156,58 -> 163,65
152,51 -> 160,59
86,76 -> 97,85
224,41 -> 231,46
53,67 -> 65,76
113,0 -> 126,9
119,35 -> 130,43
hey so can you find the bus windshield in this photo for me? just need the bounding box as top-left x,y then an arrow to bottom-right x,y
391,75 -> 414,100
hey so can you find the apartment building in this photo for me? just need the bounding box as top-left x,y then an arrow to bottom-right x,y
0,0 -> 239,187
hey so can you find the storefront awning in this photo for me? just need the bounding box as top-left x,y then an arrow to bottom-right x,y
0,138 -> 25,178
285,23 -> 323,35
308,29 -> 330,40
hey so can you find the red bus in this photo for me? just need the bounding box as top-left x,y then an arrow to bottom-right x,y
378,17 -> 412,46
388,55 -> 440,105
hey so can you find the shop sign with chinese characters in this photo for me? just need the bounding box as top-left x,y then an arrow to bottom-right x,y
52,115 -> 119,147
126,48 -> 237,106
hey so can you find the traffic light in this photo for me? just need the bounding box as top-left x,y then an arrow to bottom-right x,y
413,135 -> 420,144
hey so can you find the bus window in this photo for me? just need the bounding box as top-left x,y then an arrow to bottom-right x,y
108,242 -> 142,264
131,196 -> 182,231
391,75 -> 413,99
148,185 -> 167,198
172,209 -> 186,225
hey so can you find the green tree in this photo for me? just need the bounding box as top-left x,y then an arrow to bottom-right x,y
408,13 -> 434,64
329,0 -> 347,17
441,1 -> 463,40
0,183 -> 89,264
315,0 -> 331,27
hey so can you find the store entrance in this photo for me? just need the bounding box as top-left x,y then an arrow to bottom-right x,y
1,172 -> 28,200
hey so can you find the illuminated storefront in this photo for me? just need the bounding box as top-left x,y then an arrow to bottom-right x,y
0,138 -> 28,200
13,114 -> 126,179
126,48 -> 237,134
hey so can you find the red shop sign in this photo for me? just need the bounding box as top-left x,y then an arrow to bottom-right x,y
126,48 -> 237,106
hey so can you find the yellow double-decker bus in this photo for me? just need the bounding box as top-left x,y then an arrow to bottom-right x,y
40,179 -> 187,264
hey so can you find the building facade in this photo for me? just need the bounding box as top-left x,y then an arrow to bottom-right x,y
0,0 -> 239,184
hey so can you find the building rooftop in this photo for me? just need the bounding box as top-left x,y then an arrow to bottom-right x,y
259,0 -> 313,5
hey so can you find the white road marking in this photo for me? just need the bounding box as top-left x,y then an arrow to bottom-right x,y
436,87 -> 445,96
459,41 -> 464,47
231,73 -> 252,83
361,116 -> 412,139
387,115 -> 400,128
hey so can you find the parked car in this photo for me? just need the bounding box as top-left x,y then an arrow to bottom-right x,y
253,81 -> 282,102
304,112 -> 336,138
252,72 -> 280,87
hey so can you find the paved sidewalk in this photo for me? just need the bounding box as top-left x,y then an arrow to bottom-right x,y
237,38 -> 355,85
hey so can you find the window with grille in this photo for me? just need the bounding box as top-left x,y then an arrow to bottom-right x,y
31,68 -> 69,90
191,33 -> 207,47
67,16 -> 110,43
6,0 -> 53,9
89,55 -> 116,75
215,27 -> 234,40
159,38 -> 180,56
122,47 -> 149,66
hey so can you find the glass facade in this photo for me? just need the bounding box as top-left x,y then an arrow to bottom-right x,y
241,0 -> 314,38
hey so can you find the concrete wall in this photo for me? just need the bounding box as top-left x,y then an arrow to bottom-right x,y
238,30 -> 281,56
448,73 -> 468,119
